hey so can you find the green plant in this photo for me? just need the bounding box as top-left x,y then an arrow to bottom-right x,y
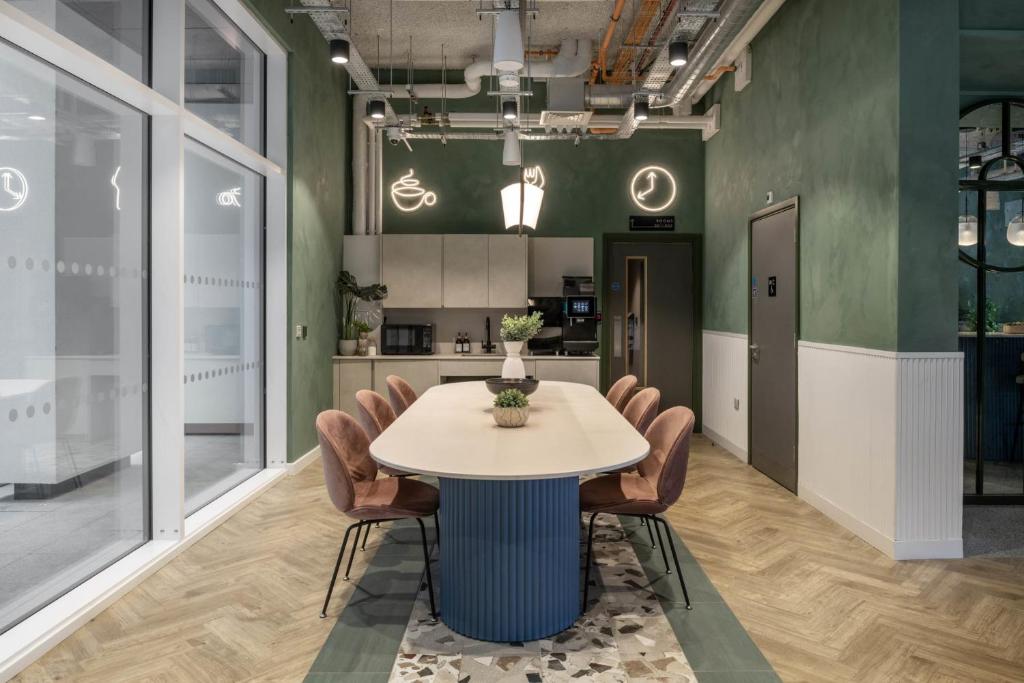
500,312 -> 543,342
352,320 -> 372,335
336,270 -> 387,339
494,388 -> 529,408
964,300 -> 999,333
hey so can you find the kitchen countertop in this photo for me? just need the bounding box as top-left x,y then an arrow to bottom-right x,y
332,353 -> 599,361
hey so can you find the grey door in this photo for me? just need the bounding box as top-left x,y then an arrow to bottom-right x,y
749,200 -> 798,492
607,240 -> 696,413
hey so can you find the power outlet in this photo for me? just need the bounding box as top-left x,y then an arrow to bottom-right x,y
295,324 -> 307,340
733,398 -> 741,411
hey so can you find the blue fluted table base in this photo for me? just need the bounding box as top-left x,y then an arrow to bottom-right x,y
439,476 -> 580,642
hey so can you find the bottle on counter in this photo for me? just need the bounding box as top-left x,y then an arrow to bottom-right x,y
463,333 -> 471,353
455,332 -> 464,354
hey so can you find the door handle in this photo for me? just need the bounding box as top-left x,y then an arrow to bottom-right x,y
749,343 -> 760,362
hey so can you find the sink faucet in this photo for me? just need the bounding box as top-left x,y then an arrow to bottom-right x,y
483,316 -> 496,354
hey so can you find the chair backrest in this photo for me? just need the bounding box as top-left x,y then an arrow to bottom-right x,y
315,410 -> 378,513
605,374 -> 638,413
355,389 -> 396,441
637,406 -> 696,507
385,375 -> 418,417
622,387 -> 661,435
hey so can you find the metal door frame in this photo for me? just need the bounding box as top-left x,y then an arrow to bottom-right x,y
747,196 -> 800,487
602,233 -> 703,431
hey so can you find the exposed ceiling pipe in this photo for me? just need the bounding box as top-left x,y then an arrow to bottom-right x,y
352,94 -> 368,235
592,0 -> 627,83
384,39 -> 592,100
371,111 -> 714,132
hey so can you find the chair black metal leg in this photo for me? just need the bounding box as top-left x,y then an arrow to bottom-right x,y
320,522 -> 358,618
434,512 -> 440,548
645,514 -> 657,548
361,521 -> 371,551
655,516 -> 691,609
651,515 -> 671,573
416,517 -> 438,621
344,521 -> 364,580
581,512 -> 599,613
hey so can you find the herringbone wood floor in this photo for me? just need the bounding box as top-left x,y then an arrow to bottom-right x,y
13,437 -> 1024,682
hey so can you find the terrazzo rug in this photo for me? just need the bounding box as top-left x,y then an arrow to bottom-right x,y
307,515 -> 776,682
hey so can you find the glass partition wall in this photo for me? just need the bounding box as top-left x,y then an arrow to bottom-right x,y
959,99 -> 1024,503
0,0 -> 280,640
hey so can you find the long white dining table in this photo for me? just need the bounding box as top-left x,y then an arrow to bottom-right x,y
370,380 -> 650,642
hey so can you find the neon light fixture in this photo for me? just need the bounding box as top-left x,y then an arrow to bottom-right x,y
523,165 -> 545,189
502,182 -> 544,231
629,165 -> 676,213
0,167 -> 28,212
111,166 -> 122,211
217,187 -> 242,207
391,169 -> 437,212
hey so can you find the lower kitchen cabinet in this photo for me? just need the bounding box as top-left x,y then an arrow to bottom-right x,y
371,361 -> 440,398
534,359 -> 599,387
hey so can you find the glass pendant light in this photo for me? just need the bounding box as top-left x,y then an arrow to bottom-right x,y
1007,202 -> 1024,246
958,215 -> 978,247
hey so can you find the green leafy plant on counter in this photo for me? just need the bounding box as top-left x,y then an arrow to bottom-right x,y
494,388 -> 529,409
336,270 -> 387,340
500,311 -> 544,342
963,300 -> 999,333
352,320 -> 372,336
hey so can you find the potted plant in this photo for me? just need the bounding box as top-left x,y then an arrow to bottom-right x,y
354,320 -> 372,356
499,311 -> 543,379
337,270 -> 388,356
493,388 -> 530,428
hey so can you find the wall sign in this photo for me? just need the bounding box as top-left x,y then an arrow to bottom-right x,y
0,167 -> 29,212
523,165 -> 545,189
629,215 -> 674,231
768,276 -> 777,297
391,168 -> 437,213
217,187 -> 242,207
629,165 -> 676,213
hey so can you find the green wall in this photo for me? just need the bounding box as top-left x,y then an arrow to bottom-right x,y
702,0 -> 958,352
245,1 -> 350,461
381,130 -> 705,295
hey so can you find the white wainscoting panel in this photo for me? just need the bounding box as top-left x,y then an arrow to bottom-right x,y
701,330 -> 748,461
797,341 -> 963,559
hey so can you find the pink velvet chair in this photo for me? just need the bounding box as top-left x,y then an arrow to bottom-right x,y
354,389 -> 409,477
385,375 -> 418,417
315,410 -> 438,620
579,406 -> 696,612
622,387 -> 661,435
605,374 -> 638,413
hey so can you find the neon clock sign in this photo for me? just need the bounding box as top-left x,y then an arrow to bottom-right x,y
390,169 -> 437,213
629,165 -> 676,213
0,167 -> 29,212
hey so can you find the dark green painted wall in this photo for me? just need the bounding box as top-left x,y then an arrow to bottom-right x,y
245,1 -> 350,461
702,0 -> 958,352
381,130 -> 705,296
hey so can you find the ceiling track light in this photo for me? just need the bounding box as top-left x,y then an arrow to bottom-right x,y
367,99 -> 386,120
502,99 -> 518,121
669,40 -> 689,67
634,99 -> 650,121
330,38 -> 350,65
969,154 -> 983,170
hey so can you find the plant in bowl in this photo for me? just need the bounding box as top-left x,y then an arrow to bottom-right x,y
499,312 -> 543,379
493,388 -> 530,428
336,270 -> 387,356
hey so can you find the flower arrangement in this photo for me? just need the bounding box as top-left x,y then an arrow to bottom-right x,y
499,311 -> 543,342
493,388 -> 529,409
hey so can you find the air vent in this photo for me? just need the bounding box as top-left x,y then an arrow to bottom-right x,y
538,110 -> 593,133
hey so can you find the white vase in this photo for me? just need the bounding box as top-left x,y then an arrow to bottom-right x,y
339,339 -> 358,356
501,340 -> 526,379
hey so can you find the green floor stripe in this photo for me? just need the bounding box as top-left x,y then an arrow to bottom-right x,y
618,516 -> 780,682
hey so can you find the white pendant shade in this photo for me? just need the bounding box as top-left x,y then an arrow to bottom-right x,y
502,130 -> 521,166
958,215 -> 978,246
493,10 -> 525,72
502,182 -> 544,230
1007,214 -> 1024,246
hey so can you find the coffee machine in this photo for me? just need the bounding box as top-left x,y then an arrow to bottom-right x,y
561,276 -> 599,355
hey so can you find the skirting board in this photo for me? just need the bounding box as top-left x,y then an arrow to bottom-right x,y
701,425 -> 747,463
798,483 -> 963,560
287,445 -> 321,475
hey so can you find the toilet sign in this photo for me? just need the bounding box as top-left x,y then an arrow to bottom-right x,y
768,276 -> 777,297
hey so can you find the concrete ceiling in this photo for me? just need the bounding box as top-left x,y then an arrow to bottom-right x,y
349,0 -> 638,70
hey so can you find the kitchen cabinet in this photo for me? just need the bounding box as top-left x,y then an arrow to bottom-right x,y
443,235 -> 490,308
488,234 -> 528,308
334,360 -> 373,417
534,359 -> 599,388
383,235 -> 444,308
371,360 -> 440,398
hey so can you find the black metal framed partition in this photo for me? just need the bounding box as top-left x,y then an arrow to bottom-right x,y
959,98 -> 1024,504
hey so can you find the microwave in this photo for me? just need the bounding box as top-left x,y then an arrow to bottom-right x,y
381,323 -> 433,355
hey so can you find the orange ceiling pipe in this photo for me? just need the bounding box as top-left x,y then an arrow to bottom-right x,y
592,0 -> 627,84
605,0 -> 679,85
703,64 -> 737,81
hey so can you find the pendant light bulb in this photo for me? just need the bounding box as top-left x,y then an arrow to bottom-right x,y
493,10 -> 525,72
958,215 -> 978,247
634,99 -> 650,121
502,99 -> 518,121
330,39 -> 350,65
502,129 -> 521,166
1007,214 -> 1024,247
669,40 -> 689,67
367,99 -> 386,120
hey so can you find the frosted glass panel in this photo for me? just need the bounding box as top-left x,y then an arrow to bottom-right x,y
0,41 -> 148,633
184,139 -> 263,514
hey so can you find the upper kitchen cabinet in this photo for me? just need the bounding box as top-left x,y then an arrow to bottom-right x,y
383,234 -> 444,308
488,234 -> 528,308
443,235 -> 490,308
